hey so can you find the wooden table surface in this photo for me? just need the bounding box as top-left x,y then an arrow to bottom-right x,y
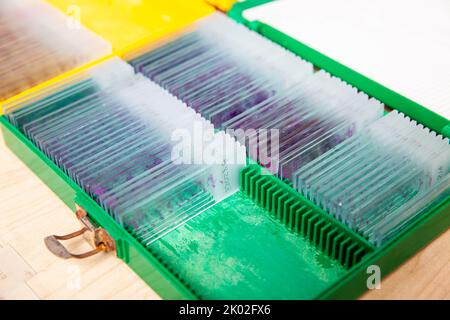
0,130 -> 448,300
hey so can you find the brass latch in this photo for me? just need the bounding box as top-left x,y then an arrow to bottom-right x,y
44,205 -> 116,259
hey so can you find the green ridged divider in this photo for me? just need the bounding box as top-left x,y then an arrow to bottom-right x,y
240,164 -> 375,269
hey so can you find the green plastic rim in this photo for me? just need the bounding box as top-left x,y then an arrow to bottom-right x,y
228,0 -> 450,138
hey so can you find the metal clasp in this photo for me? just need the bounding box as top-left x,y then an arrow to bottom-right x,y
44,205 -> 115,259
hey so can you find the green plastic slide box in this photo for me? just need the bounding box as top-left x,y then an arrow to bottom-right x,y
1,0 -> 450,299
